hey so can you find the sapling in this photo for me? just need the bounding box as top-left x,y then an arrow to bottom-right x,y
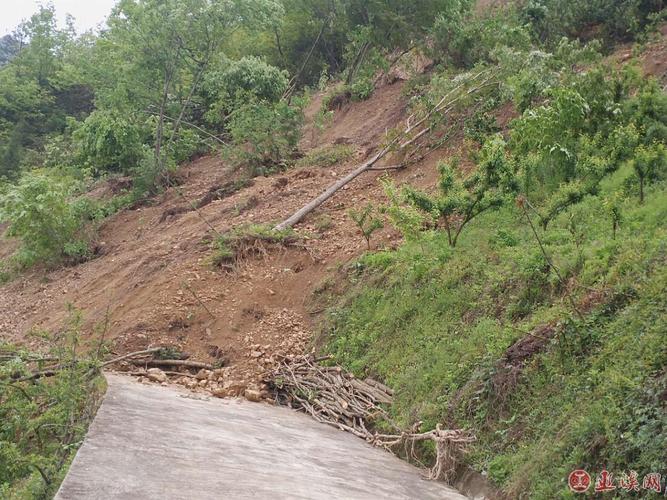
349,203 -> 384,250
602,192 -> 623,240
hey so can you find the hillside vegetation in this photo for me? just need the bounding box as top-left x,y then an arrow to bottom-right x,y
0,0 -> 666,498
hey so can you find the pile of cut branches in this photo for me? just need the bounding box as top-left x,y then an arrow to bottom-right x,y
265,354 -> 475,483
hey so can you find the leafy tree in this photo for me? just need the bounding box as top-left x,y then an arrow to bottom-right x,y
520,0 -> 664,44
0,34 -> 20,67
404,136 -> 518,247
602,192 -> 623,240
0,174 -> 92,266
12,5 -> 71,85
430,3 -> 530,69
382,177 -> 426,245
75,110 -> 145,175
224,97 -> 304,175
102,0 -> 283,182
0,122 -> 26,179
203,56 -> 288,127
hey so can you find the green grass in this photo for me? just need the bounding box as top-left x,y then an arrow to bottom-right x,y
295,144 -> 355,169
319,176 -> 667,497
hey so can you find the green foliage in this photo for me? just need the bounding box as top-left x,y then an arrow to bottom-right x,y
630,142 -> 667,203
349,203 -> 384,250
520,0 -> 664,44
0,313 -> 105,497
322,177 -> 667,496
0,173 -> 95,267
75,110 -> 145,175
403,136 -> 518,247
381,177 -> 427,244
203,56 -> 288,126
294,144 -> 354,169
317,22 -> 667,497
430,5 -> 530,69
224,97 -> 304,175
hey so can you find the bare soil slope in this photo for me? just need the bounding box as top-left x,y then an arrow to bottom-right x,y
0,80 -> 436,393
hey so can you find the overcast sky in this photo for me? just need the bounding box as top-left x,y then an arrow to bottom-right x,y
1,1 -> 119,36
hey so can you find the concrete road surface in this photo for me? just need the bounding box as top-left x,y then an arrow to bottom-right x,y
55,374 -> 467,500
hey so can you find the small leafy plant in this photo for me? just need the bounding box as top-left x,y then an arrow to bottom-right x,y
349,203 -> 384,250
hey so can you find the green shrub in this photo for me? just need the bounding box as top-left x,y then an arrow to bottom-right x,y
224,97 -> 304,175
203,56 -> 288,126
349,203 -> 384,250
75,110 -> 145,175
0,314 -> 105,497
349,77 -> 374,101
0,173 -> 94,267
430,8 -> 531,69
521,0 -> 664,44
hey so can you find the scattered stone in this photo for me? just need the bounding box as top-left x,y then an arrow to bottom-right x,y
196,369 -> 211,380
211,388 -> 228,398
146,368 -> 168,383
222,380 -> 245,397
244,389 -> 262,402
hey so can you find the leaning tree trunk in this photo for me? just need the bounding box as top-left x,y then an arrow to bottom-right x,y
273,69 -> 495,231
275,146 -> 392,231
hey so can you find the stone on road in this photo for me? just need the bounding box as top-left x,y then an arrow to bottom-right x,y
56,374 -> 466,500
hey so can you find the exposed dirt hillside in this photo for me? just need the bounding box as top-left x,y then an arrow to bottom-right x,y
0,79 -> 440,394
1,31 -> 665,397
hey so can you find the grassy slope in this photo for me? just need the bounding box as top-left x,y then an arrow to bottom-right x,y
319,162 -> 667,497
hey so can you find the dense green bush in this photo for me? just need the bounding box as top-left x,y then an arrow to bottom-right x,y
203,56 -> 288,126
224,97 -> 304,175
0,314 -> 105,498
0,173 -> 94,267
75,110 -> 145,175
430,7 -> 531,68
521,0 -> 664,44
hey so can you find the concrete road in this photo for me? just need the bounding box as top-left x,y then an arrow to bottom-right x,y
56,374 -> 467,500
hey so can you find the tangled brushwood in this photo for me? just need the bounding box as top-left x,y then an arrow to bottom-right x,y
265,354 -> 475,483
212,224 -> 306,271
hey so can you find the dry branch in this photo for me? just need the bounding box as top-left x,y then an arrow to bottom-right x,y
128,359 -> 214,370
266,354 -> 474,483
101,348 -> 163,368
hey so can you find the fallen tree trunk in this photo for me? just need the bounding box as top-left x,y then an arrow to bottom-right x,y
275,146 -> 393,230
274,69 -> 494,231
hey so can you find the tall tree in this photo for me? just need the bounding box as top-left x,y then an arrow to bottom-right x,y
101,0 -> 283,178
